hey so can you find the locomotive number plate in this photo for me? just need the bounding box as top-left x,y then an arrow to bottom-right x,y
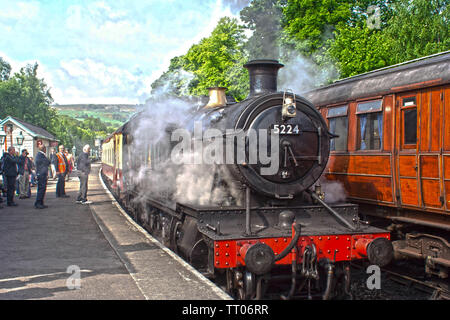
271,124 -> 300,134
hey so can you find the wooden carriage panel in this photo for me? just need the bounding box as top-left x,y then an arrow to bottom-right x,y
446,180 -> 450,210
399,178 -> 420,206
445,156 -> 450,180
327,154 -> 391,176
421,180 -> 442,208
347,102 -> 357,152
420,155 -> 439,178
326,174 -> 393,203
383,95 -> 394,151
419,90 -> 430,152
444,87 -> 450,151
430,88 -> 442,152
445,155 -> 450,211
398,155 -> 417,177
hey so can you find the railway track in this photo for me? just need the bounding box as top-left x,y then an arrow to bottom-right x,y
351,261 -> 449,300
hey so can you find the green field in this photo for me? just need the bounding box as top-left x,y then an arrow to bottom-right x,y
53,104 -> 141,128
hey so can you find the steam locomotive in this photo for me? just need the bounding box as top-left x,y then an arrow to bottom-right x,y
101,60 -> 393,299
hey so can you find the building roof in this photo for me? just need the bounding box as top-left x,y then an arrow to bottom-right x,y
0,116 -> 58,141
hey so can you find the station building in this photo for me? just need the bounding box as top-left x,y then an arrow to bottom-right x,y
0,116 -> 58,158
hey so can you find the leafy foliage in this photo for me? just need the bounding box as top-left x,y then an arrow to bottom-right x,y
0,57 -> 11,81
151,17 -> 249,101
384,0 -> 450,63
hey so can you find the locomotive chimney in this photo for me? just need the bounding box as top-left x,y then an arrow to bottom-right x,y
244,59 -> 284,98
205,87 -> 227,108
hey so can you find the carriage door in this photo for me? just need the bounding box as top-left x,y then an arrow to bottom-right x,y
417,88 -> 445,210
396,93 -> 420,207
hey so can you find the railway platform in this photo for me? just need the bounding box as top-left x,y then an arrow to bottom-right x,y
0,164 -> 230,300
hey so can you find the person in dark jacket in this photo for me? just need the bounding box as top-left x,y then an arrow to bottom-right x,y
76,145 -> 92,204
3,146 -> 19,206
18,149 -> 33,199
34,145 -> 51,209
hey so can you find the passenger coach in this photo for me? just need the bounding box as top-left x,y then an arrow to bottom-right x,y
306,51 -> 450,279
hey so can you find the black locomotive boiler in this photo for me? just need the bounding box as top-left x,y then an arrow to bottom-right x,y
101,60 -> 393,299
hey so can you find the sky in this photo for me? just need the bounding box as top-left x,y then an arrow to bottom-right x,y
0,0 -> 250,105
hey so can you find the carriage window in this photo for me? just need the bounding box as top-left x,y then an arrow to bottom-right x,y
327,105 -> 348,151
403,108 -> 417,145
357,100 -> 383,150
402,96 -> 417,147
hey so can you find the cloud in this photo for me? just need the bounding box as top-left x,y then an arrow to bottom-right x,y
1,0 -> 246,105
0,1 -> 40,21
52,58 -> 152,104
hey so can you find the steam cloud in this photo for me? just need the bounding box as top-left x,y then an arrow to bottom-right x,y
126,71 -> 242,208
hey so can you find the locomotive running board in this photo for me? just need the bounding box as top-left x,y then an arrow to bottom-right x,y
175,202 -> 387,241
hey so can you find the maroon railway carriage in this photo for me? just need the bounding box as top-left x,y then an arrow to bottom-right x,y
306,51 -> 450,280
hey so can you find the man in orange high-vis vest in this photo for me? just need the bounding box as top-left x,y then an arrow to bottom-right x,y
52,145 -> 69,198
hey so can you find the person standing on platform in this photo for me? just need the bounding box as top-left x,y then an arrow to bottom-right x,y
3,147 -> 19,207
65,151 -> 74,182
50,148 -> 57,180
52,145 -> 69,198
18,149 -> 32,199
34,144 -> 50,209
76,145 -> 92,204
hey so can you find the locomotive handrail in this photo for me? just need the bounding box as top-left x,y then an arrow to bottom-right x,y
307,190 -> 357,231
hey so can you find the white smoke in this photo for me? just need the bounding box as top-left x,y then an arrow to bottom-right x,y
317,178 -> 347,204
127,73 -> 243,208
278,54 -> 339,94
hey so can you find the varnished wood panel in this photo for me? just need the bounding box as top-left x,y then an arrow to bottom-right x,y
383,95 -> 394,151
430,88 -> 442,152
347,102 -> 357,152
445,155 -> 450,179
419,90 -> 430,152
420,155 -> 439,178
444,87 -> 450,151
328,155 -> 391,176
399,155 -> 417,177
446,181 -> 450,210
421,180 -> 442,208
326,174 -> 393,202
399,178 -> 419,206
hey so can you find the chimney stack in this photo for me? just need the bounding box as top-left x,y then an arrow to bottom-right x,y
244,59 -> 284,98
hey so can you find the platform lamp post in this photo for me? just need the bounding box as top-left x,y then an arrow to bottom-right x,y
16,131 -> 25,147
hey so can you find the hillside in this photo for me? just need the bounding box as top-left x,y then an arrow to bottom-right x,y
52,104 -> 143,127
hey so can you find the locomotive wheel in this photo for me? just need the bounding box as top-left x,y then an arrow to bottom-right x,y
228,269 -> 257,300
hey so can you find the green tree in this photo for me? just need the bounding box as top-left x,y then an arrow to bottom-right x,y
328,22 -> 394,77
0,63 -> 55,128
282,0 -> 353,54
151,17 -> 249,101
384,0 -> 450,63
0,57 -> 11,81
